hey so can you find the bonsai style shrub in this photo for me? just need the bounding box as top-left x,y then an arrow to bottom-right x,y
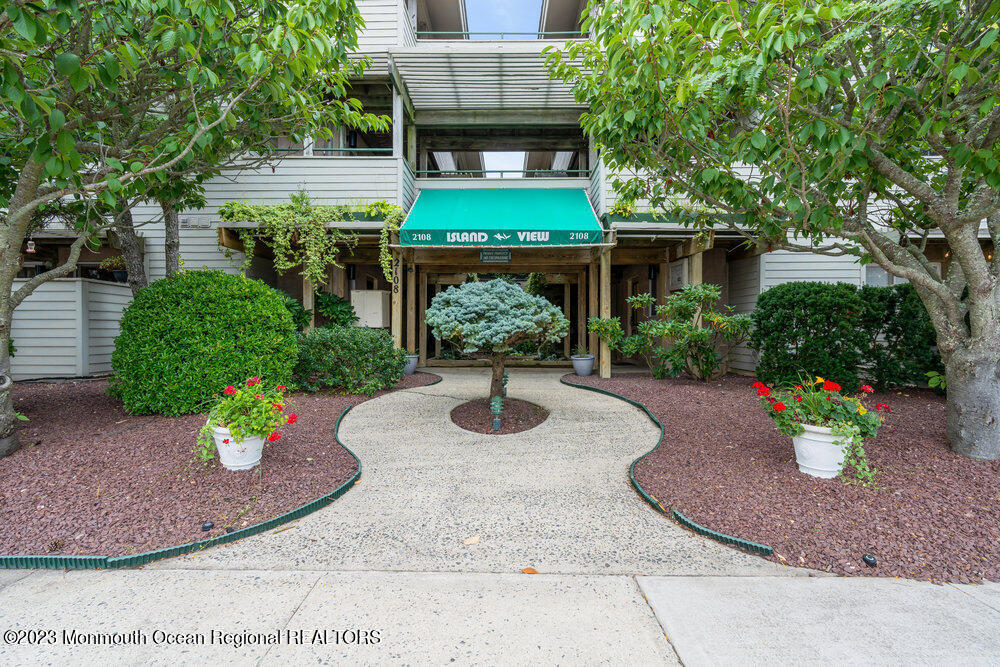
426,279 -> 569,398
110,270 -> 298,415
589,283 -> 751,380
292,326 -> 404,395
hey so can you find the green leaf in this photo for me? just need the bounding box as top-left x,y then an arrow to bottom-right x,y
750,131 -> 766,149
12,9 -> 37,41
56,131 -> 74,155
54,52 -> 81,76
49,109 -> 66,132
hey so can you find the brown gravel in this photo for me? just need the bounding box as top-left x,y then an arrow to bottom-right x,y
0,373 -> 439,557
450,398 -> 549,435
565,372 -> 1000,584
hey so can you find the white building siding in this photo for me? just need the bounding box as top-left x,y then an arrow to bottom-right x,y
401,158 -> 416,209
761,251 -> 864,290
727,256 -> 761,372
84,281 -> 133,374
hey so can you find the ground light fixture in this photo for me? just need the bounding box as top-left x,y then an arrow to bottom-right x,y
491,396 -> 503,432
862,554 -> 877,568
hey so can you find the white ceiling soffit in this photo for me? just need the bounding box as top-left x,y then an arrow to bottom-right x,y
390,42 -> 585,110
420,0 -> 468,34
538,0 -> 586,33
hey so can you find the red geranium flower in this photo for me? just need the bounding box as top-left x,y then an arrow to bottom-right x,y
756,386 -> 771,397
822,381 -> 841,392
255,393 -> 264,400
795,396 -> 803,402
794,384 -> 803,390
267,432 -> 281,442
223,385 -> 236,396
247,377 -> 260,387
772,402 -> 786,412
860,385 -> 874,393
875,403 -> 891,413
222,439 -> 229,444
273,404 -> 283,412
752,381 -> 765,390
286,414 -> 298,424
276,385 -> 286,391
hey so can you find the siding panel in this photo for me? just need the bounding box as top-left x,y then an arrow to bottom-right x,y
84,281 -> 132,374
727,256 -> 761,372
10,280 -> 82,380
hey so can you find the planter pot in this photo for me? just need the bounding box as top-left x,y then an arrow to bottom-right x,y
571,354 -> 595,376
111,270 -> 127,282
791,424 -> 850,478
212,426 -> 264,471
403,354 -> 419,375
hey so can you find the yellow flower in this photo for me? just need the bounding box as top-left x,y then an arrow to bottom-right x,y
857,406 -> 867,415
815,376 -> 825,384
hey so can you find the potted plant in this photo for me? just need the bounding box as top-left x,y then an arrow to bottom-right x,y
196,377 -> 298,471
571,344 -> 595,376
403,350 -> 419,375
755,377 -> 889,481
99,255 -> 127,282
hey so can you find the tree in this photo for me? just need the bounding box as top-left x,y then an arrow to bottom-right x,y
0,0 -> 377,450
425,279 -> 569,399
547,0 -> 1000,459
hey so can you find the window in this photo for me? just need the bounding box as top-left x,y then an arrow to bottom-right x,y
865,263 -> 943,286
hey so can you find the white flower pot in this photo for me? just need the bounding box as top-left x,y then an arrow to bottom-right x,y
571,354 -> 595,376
212,426 -> 264,471
791,424 -> 850,478
403,354 -> 419,375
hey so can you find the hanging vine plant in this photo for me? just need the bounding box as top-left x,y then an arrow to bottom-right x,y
218,191 -> 404,286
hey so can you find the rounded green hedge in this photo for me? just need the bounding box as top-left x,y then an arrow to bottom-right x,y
110,270 -> 298,415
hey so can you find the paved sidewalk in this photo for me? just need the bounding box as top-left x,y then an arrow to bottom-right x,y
1,369 -> 996,664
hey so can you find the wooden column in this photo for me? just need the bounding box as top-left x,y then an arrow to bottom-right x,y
406,124 -> 417,167
576,270 -> 586,351
392,88 -> 403,158
390,250 -> 403,349
657,261 -> 669,305
690,251 -> 704,284
329,265 -> 347,298
419,269 -> 428,365
599,250 -> 611,378
302,277 -> 315,331
562,283 -> 571,358
588,261 -> 599,356
406,262 -> 416,353
433,284 -> 441,358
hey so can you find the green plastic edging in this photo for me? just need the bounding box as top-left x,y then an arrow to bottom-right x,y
559,376 -> 774,557
0,374 -> 441,571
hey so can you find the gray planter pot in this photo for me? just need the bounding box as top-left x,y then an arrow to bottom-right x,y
571,354 -> 595,376
403,354 -> 419,375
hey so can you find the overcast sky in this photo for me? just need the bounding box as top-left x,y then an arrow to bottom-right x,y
465,0 -> 542,177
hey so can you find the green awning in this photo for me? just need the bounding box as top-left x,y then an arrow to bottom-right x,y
399,188 -> 603,247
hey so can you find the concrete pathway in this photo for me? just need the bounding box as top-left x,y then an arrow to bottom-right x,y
1,368 -> 997,665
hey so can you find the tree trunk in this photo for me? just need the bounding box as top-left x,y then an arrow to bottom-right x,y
115,207 -> 148,295
489,354 -> 505,399
161,200 -> 180,277
0,335 -> 19,457
944,342 -> 1000,460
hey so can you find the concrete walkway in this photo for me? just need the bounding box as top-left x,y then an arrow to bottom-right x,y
1,368 -> 997,664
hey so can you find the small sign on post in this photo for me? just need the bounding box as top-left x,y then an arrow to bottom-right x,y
480,249 -> 511,263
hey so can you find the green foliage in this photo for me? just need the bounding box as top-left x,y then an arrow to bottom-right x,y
426,280 -> 569,357
195,379 -> 293,464
524,273 -> 547,296
927,370 -> 947,390
276,290 -> 312,332
292,326 -> 404,395
109,270 -> 297,415
752,282 -> 941,392
589,284 -> 751,380
752,282 -> 866,392
314,290 -> 358,327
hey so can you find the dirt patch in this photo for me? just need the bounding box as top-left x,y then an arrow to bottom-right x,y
565,372 -> 1000,584
0,373 -> 439,557
450,398 -> 549,435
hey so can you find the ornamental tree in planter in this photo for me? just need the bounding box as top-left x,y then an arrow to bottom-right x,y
425,279 -> 569,399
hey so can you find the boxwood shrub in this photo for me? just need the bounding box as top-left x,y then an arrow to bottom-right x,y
751,281 -> 940,392
110,270 -> 298,415
292,325 -> 404,395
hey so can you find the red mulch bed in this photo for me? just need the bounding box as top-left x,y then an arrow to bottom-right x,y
450,398 -> 549,435
0,373 -> 439,557
565,373 -> 1000,584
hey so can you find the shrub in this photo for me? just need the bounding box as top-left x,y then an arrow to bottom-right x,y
275,289 -> 312,331
110,270 -> 298,415
752,281 -> 941,392
292,326 -> 404,395
314,290 -> 359,327
752,282 -> 866,392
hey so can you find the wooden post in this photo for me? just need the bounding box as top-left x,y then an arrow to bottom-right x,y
690,251 -> 704,284
406,124 -> 417,167
391,250 -> 403,349
330,265 -> 347,298
657,261 -> 669,305
392,88 -> 403,158
562,283 -> 571,359
302,278 -> 315,331
406,262 -> 416,353
599,249 -> 611,378
433,284 -> 441,358
419,269 -> 428,365
588,261 -> 598,356
576,270 -> 586,351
